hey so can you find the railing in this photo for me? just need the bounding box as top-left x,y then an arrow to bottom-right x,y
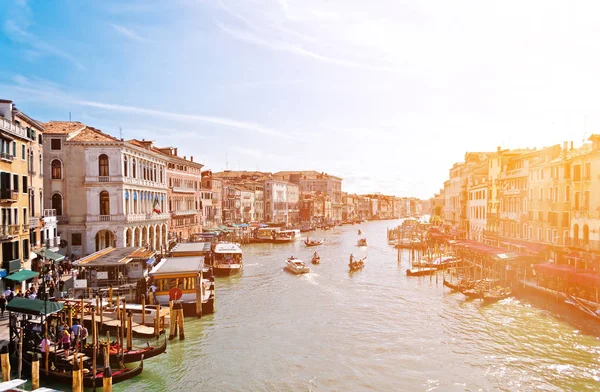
172,186 -> 196,194
22,224 -> 29,232
43,209 -> 56,217
123,177 -> 167,188
99,215 -> 111,222
0,118 -> 29,139
29,216 -> 39,227
0,152 -> 13,162
499,168 -> 527,179
502,188 -> 522,195
8,224 -> 20,235
0,189 -> 17,202
172,209 -> 197,217
127,212 -> 170,222
99,176 -> 110,182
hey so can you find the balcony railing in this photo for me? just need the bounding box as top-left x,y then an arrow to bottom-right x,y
99,176 -> 110,182
499,168 -> 527,179
99,215 -> 111,222
172,209 -> 197,217
22,224 -> 29,232
127,212 -> 170,222
43,209 -> 56,217
45,236 -> 61,248
172,186 -> 196,194
0,118 -> 29,139
502,188 -> 522,195
0,152 -> 14,162
0,189 -> 18,203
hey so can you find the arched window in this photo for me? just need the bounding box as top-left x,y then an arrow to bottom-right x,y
52,193 -> 63,216
549,187 -> 553,202
123,156 -> 128,177
132,159 -> 137,178
583,225 -> 590,245
523,198 -> 528,213
51,159 -> 62,179
573,224 -> 580,243
99,191 -> 110,215
554,186 -> 558,202
98,154 -> 109,177
39,154 -> 43,175
565,185 -> 570,202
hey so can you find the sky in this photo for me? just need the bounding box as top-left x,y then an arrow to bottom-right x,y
2,0 -> 600,199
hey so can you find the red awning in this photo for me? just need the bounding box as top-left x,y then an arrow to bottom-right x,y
534,263 -> 576,277
506,239 -> 549,254
570,272 -> 600,288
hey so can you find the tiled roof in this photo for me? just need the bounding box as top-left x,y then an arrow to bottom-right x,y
44,121 -> 86,134
69,127 -> 117,142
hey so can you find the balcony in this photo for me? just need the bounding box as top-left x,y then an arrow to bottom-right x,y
0,189 -> 18,203
99,176 -> 110,182
172,209 -> 197,217
499,168 -> 527,179
0,152 -> 13,162
0,118 -> 29,139
502,188 -> 522,195
99,215 -> 111,222
126,212 -> 170,222
43,209 -> 56,217
29,216 -> 39,227
22,224 -> 29,232
172,186 -> 196,194
45,236 -> 61,248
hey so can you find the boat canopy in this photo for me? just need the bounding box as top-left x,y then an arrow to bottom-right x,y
214,243 -> 243,254
7,297 -> 64,316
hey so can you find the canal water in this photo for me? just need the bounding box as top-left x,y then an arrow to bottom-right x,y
115,220 -> 600,391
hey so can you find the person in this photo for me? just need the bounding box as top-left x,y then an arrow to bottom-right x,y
313,251 -> 319,259
349,253 -> 354,264
40,335 -> 51,354
80,325 -> 88,348
59,330 -> 71,358
149,282 -> 157,305
0,294 -> 6,317
28,290 -> 36,300
71,320 -> 81,344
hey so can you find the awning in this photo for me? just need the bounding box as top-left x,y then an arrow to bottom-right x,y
0,269 -> 6,278
7,297 -> 64,316
146,257 -> 156,266
571,272 -> 600,288
35,249 -> 65,262
534,263 -> 576,278
4,269 -> 39,282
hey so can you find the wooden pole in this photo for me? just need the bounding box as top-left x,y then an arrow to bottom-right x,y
103,366 -> 113,392
116,295 -> 120,320
1,346 -> 10,382
100,295 -> 104,327
141,295 -> 146,326
17,326 -> 23,379
109,286 -> 113,307
92,309 -> 97,392
80,298 -> 85,327
72,358 -> 82,392
127,311 -> 133,351
31,353 -> 40,390
195,282 -> 202,318
68,305 -> 73,328
177,307 -> 185,340
169,302 -> 178,340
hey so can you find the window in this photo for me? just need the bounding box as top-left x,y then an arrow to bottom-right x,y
538,211 -> 543,222
22,239 -> 28,259
51,160 -> 62,179
562,212 -> 569,228
574,192 -> 580,210
21,145 -> 25,160
123,156 -> 128,177
50,138 -> 61,150
22,176 -> 27,194
72,233 -> 82,246
98,154 -> 109,177
537,228 -> 542,241
565,185 -> 570,202
12,174 -> 18,193
39,154 -> 42,175
51,193 -> 63,216
132,159 -> 137,178
38,135 -> 43,145
584,191 -> 590,210
585,162 -> 591,180
564,163 -> 571,179
99,191 -> 110,215
573,164 -> 581,181
12,141 -> 16,157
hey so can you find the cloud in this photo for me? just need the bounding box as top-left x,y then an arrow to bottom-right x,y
111,24 -> 146,42
75,100 -> 291,138
217,22 -> 398,72
3,20 -> 85,70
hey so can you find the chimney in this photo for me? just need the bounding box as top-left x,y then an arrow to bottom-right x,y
174,148 -> 178,156
497,146 -> 501,152
184,156 -> 186,160
570,141 -> 574,150
190,156 -> 193,162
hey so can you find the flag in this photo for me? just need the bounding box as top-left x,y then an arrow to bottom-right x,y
153,197 -> 161,214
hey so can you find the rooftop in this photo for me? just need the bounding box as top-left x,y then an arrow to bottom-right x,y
44,121 -> 86,134
74,247 -> 152,267
150,256 -> 205,275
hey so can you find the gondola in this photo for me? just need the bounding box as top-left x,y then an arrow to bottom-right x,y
564,293 -> 600,319
482,290 -> 511,304
84,336 -> 167,364
24,356 -> 143,388
459,288 -> 484,300
356,238 -> 367,247
443,278 -> 459,291
349,257 -> 366,272
304,239 -> 324,247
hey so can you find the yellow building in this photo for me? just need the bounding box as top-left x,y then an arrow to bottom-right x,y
0,100 -> 37,289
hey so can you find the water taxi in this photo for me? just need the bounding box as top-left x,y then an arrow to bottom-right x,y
285,257 -> 310,274
255,227 -> 280,242
213,242 -> 243,276
275,229 -> 302,243
149,255 -> 215,317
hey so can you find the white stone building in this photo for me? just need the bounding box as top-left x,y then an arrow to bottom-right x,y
468,180 -> 487,242
43,122 -> 169,257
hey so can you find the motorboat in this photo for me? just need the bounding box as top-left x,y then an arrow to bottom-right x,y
212,242 -> 243,276
285,257 -> 310,274
311,255 -> 321,265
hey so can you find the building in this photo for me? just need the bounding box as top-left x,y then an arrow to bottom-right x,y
152,146 -> 203,242
43,121 -> 169,257
264,179 -> 299,224
274,171 -> 343,222
0,100 -> 39,286
467,168 -> 488,242
201,171 -> 222,226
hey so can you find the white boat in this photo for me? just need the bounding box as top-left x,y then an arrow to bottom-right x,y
213,242 -> 243,276
256,227 -> 280,242
285,257 -> 310,274
275,229 -> 302,243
